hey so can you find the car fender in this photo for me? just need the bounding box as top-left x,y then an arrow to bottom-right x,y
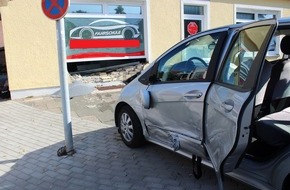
115,79 -> 149,136
69,26 -> 83,37
122,27 -> 136,38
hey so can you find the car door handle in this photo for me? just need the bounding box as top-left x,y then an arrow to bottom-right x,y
221,100 -> 234,112
184,90 -> 203,99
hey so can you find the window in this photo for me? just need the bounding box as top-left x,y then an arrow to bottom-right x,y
65,3 -> 145,62
156,33 -> 222,82
219,26 -> 272,88
235,6 -> 281,55
68,4 -> 103,14
236,12 -> 254,22
183,3 -> 207,38
108,5 -> 142,15
184,5 -> 204,15
236,11 -> 276,22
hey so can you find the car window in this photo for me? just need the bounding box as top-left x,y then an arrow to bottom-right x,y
219,26 -> 272,88
94,21 -> 114,27
156,33 -> 222,82
90,20 -> 124,27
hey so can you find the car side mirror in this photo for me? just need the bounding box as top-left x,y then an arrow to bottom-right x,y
140,89 -> 151,109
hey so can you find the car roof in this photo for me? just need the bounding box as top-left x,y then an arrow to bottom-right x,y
277,17 -> 290,34
173,17 -> 290,54
278,17 -> 290,25
191,22 -> 246,36
228,17 -> 290,28
197,17 -> 290,36
89,19 -> 127,25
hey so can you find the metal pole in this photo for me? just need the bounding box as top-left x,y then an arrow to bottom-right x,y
56,18 -> 74,155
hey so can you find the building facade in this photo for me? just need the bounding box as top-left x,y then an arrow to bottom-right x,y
0,0 -> 290,99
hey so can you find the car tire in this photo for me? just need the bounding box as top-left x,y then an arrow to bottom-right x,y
79,28 -> 94,39
117,105 -> 145,148
123,29 -> 134,39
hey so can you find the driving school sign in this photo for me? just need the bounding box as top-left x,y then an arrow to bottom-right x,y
41,0 -> 69,20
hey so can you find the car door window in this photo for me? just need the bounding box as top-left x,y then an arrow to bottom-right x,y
219,26 -> 272,89
156,33 -> 223,82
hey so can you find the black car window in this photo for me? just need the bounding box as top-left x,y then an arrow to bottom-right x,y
156,33 -> 222,82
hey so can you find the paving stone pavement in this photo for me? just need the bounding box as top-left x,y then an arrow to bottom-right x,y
0,91 -> 254,190
16,90 -> 121,126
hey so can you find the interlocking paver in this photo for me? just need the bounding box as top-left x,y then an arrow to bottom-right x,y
0,93 -> 256,190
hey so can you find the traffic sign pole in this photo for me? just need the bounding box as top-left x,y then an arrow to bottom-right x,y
56,18 -> 75,155
41,0 -> 74,156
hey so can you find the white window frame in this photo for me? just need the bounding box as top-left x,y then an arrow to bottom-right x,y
235,4 -> 282,57
65,1 -> 148,63
181,0 -> 210,39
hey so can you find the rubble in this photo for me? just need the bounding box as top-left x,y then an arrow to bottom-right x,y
70,62 -> 146,91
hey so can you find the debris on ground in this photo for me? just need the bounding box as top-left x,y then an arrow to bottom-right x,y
70,62 -> 146,91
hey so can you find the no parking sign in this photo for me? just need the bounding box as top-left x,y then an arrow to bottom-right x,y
41,0 -> 69,20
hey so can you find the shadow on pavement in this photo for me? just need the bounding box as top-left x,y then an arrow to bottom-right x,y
0,126 -> 253,190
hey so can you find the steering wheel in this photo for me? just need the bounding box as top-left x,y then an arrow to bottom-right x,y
187,57 -> 208,67
186,57 -> 208,80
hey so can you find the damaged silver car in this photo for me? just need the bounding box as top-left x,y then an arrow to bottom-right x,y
114,18 -> 290,190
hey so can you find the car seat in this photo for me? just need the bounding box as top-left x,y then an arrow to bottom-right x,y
257,36 -> 290,118
255,35 -> 290,147
255,107 -> 290,147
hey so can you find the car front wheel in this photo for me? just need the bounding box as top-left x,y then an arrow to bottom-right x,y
123,29 -> 134,39
79,28 -> 94,39
117,105 -> 145,148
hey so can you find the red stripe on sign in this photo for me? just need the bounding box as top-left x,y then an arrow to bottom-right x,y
67,51 -> 145,59
70,39 -> 140,49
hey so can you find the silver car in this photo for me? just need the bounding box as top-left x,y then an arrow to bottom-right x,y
114,18 -> 290,190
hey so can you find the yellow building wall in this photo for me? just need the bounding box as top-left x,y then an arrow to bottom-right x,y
214,0 -> 290,8
149,0 -> 181,61
0,0 -> 290,99
284,9 -> 290,17
210,2 -> 234,28
211,0 -> 290,28
149,0 -> 290,61
0,20 -> 4,47
1,0 -> 59,92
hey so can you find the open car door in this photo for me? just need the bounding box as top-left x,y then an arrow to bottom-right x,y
204,19 -> 277,189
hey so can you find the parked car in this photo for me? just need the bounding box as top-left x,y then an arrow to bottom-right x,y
114,18 -> 290,190
69,19 -> 140,39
